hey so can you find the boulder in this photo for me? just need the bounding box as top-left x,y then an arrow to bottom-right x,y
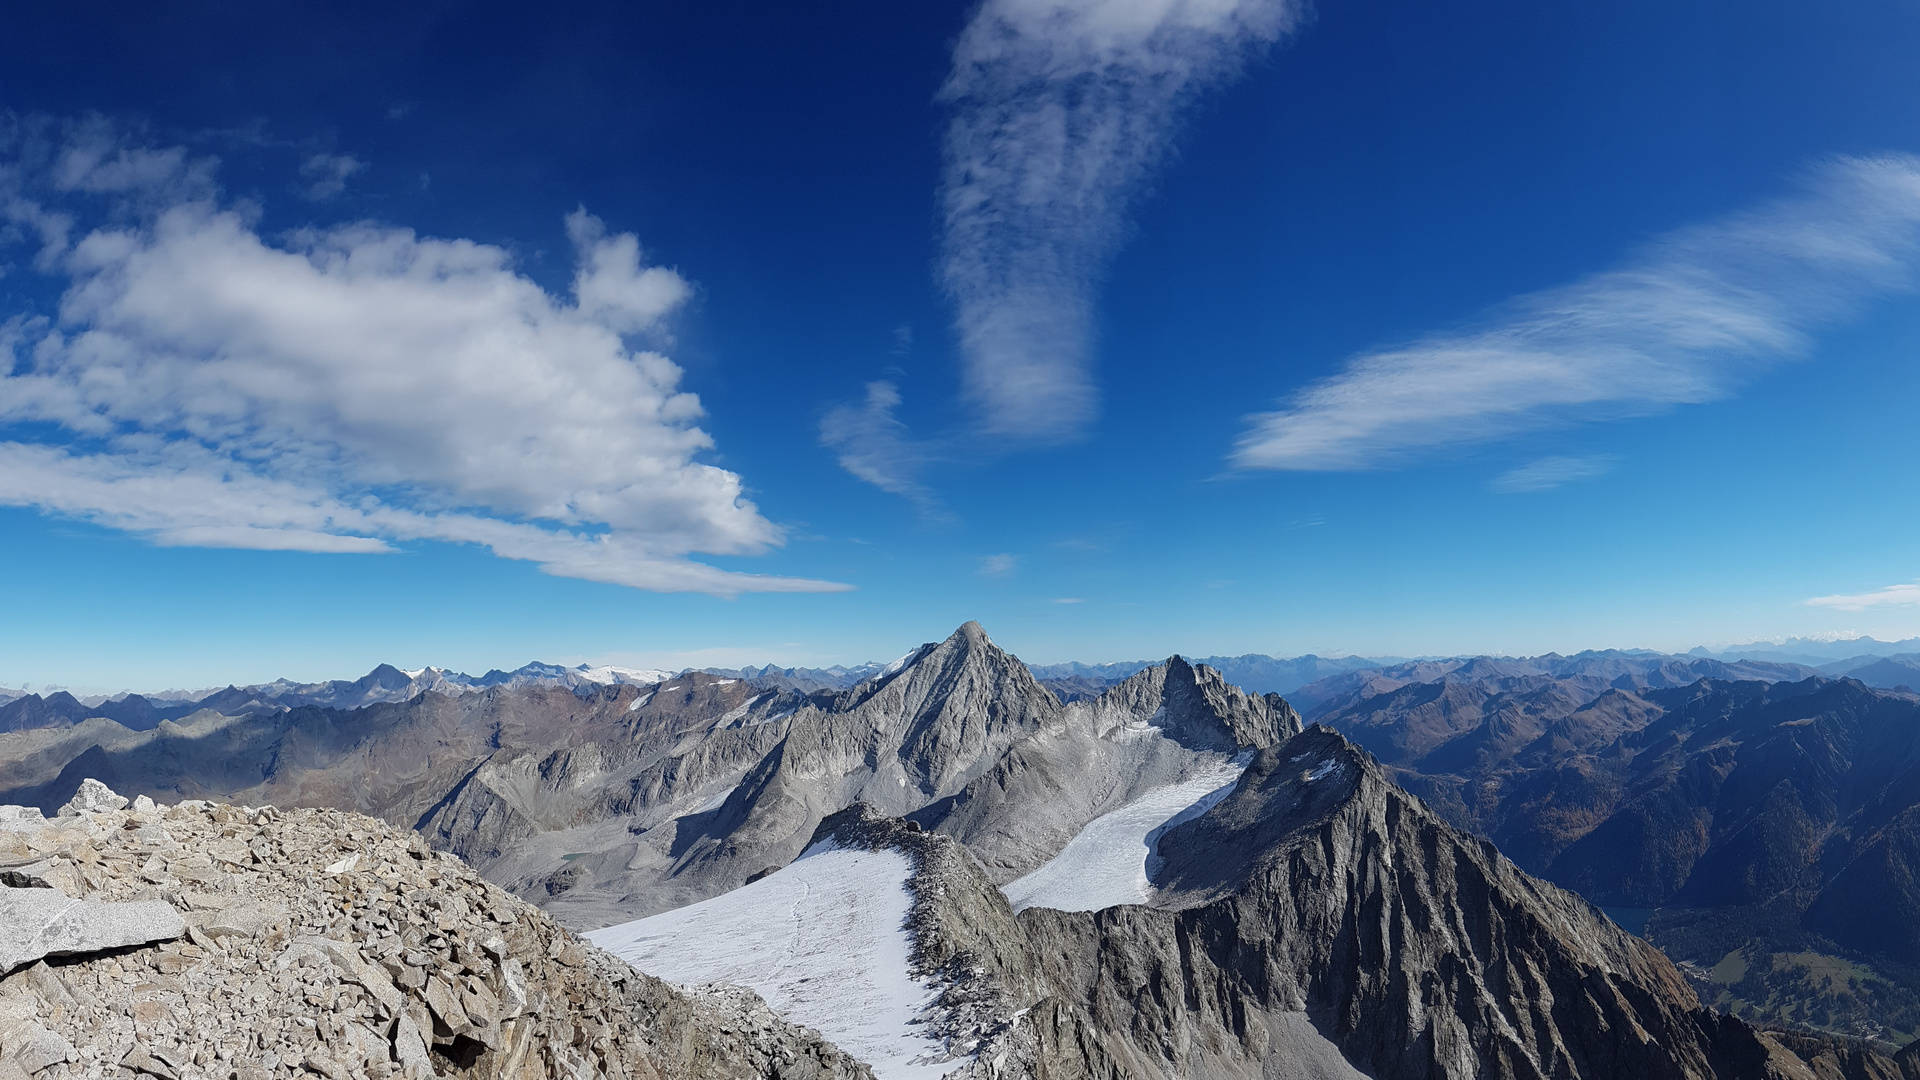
56,779 -> 127,817
0,887 -> 183,976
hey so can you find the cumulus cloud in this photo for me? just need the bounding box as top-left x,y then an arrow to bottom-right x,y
1490,455 -> 1615,494
298,153 -> 365,200
565,207 -> 692,332
0,124 -> 846,595
1234,155 -> 1920,471
1806,583 -> 1920,612
939,0 -> 1300,442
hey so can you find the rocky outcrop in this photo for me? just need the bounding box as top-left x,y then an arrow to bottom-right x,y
1070,725 -> 1759,1079
810,727 -> 1869,1080
917,655 -> 1297,883
0,785 -> 872,1080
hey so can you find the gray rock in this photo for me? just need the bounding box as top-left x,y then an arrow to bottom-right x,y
186,900 -> 288,940
0,1017 -> 75,1074
0,809 -> 43,834
318,939 -> 405,1016
390,1013 -> 431,1073
118,1048 -> 178,1080
56,778 -> 127,816
0,887 -> 184,976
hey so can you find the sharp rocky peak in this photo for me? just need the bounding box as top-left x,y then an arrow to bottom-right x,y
1024,724 -> 1797,1078
825,621 -> 1061,742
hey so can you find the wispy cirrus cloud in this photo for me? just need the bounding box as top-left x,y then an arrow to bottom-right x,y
828,0 -> 1300,502
938,0 -> 1301,443
979,553 -> 1019,578
0,118 -> 846,596
1490,455 -> 1615,494
818,381 -> 938,508
1234,155 -> 1920,471
1807,582 -> 1920,612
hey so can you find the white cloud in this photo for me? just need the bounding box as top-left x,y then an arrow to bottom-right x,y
1489,455 -> 1615,494
0,126 -> 846,596
1234,156 -> 1920,470
939,0 -> 1299,442
1806,583 -> 1920,612
564,207 -> 692,332
980,553 -> 1019,578
298,153 -> 365,200
818,381 -> 937,506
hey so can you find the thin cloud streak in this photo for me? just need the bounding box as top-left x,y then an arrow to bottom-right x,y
940,0 -> 1299,442
979,553 -> 1019,578
819,381 -> 938,506
1234,155 -> 1920,471
1490,455 -> 1615,494
1807,582 -> 1920,612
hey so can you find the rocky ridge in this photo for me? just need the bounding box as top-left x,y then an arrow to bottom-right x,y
808,727 -> 1920,1080
0,782 -> 870,1080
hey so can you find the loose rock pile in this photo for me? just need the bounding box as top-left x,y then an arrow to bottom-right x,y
0,782 -> 872,1080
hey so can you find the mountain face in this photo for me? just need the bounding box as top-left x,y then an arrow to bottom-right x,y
1026,653 -> 1403,696
789,731 -> 1867,1080
0,623 -> 1291,929
1289,652 -> 1818,717
577,624 -> 1294,923
1820,653 -> 1920,690
0,690 -> 174,733
1310,660 -> 1920,1044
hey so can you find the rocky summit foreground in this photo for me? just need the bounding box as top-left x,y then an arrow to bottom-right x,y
0,782 -> 871,1080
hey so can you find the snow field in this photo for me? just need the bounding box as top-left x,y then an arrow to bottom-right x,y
586,845 -> 961,1080
1000,760 -> 1246,913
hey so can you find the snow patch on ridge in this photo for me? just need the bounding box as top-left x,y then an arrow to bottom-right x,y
718,693 -> 769,726
1000,759 -> 1246,914
587,846 -> 958,1080
690,786 -> 737,814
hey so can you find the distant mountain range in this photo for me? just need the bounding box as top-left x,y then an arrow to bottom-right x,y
11,635 -> 1920,723
0,659 -> 672,733
1691,635 -> 1920,666
4,622 -> 1866,1077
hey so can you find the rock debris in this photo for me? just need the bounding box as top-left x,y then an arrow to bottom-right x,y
0,785 -> 872,1080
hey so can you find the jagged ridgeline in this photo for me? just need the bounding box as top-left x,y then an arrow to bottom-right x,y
1,623 -> 1911,1079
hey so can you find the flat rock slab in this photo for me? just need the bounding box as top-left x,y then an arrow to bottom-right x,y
0,887 -> 184,976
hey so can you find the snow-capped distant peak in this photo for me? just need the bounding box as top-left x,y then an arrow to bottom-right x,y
570,664 -> 676,686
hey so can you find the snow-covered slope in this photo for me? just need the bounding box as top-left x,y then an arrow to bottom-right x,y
1000,758 -> 1245,913
586,844 -> 958,1080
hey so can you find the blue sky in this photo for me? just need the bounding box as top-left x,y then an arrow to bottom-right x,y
3,0 -> 1920,691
